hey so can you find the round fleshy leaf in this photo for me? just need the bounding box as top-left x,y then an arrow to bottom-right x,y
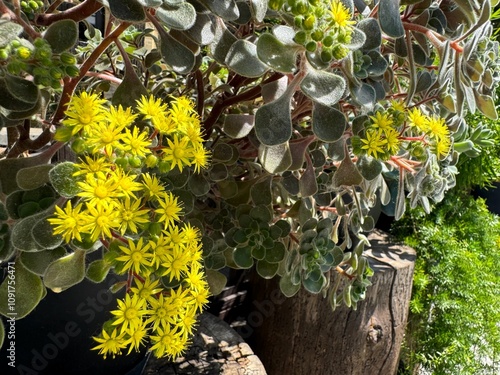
475,92 -> 497,120
225,39 -> 269,78
156,2 -> 196,30
251,176 -> 272,206
197,0 -> 240,21
258,143 -> 292,173
0,20 -> 23,47
350,82 -> 376,108
32,213 -> 63,249
108,0 -> 146,22
49,162 -> 82,198
188,173 -> 210,196
345,27 -> 366,50
0,262 -> 44,319
0,320 -> 4,348
300,69 -> 346,107
379,0 -> 404,38
112,66 -> 149,108
279,272 -> 300,297
0,78 -> 38,112
261,75 -> 288,103
223,114 -> 254,138
256,260 -> 279,279
250,205 -> 272,223
20,247 -> 67,276
366,50 -> 388,76
233,247 -> 254,269
357,155 -> 383,181
358,18 -> 382,50
255,95 -> 293,146
265,241 -> 286,263
5,74 -> 39,104
332,152 -> 363,188
159,29 -> 196,74
205,269 -> 227,295
184,13 -> 216,45
43,19 -> 78,53
250,0 -> 268,22
303,272 -> 325,294
299,158 -> 318,197
217,180 -> 238,199
16,164 -> 53,191
86,259 -> 111,283
234,1 -> 252,24
257,33 -> 299,73
11,212 -> 46,252
312,103 -> 346,142
209,19 -> 238,64
43,249 -> 86,293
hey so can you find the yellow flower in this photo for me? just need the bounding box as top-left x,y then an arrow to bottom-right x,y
370,112 -> 393,132
150,324 -> 189,359
161,246 -> 191,282
130,277 -> 163,304
427,116 -> 449,140
92,328 -> 127,359
149,233 -> 172,267
116,237 -> 153,275
407,108 -> 429,133
74,156 -> 112,177
384,127 -> 401,156
360,129 -> 387,159
86,120 -> 127,156
146,294 -> 176,332
77,172 -> 123,207
107,104 -> 138,128
155,192 -> 182,228
124,322 -> 149,355
116,196 -> 150,235
111,293 -> 148,334
83,202 -> 121,241
176,306 -> 198,338
184,261 -> 208,292
47,201 -> 87,243
433,136 -> 451,159
189,285 -> 210,313
110,168 -> 143,199
136,95 -> 167,120
191,144 -> 211,173
152,113 -> 176,134
63,92 -> 107,135
161,135 -> 193,172
328,0 -> 356,29
141,173 -> 166,200
122,126 -> 152,158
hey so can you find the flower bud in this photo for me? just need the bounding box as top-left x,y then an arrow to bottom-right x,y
59,51 -> 77,66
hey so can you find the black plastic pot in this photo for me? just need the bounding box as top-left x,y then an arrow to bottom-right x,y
474,182 -> 500,215
0,273 -> 146,375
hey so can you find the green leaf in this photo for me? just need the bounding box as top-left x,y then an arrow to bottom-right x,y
184,13 -> 216,45
0,262 -> 44,319
43,249 -> 86,293
32,213 -> 63,249
299,158 -> 318,197
474,92 -> 497,120
233,247 -> 254,269
188,173 -> 211,196
5,74 -> 39,104
11,212 -> 46,252
0,319 -> 4,349
357,155 -> 382,181
256,33 -> 299,73
258,143 -> 293,174
250,205 -> 272,223
300,68 -> 346,107
86,259 -> 111,283
225,39 -> 269,78
156,2 -> 196,30
49,162 -> 82,198
256,260 -> 279,279
0,233 -> 14,262
217,179 -> 238,199
332,150 -> 363,187
358,18 -> 382,50
249,0 -> 268,22
265,241 -> 286,263
20,247 -> 67,276
205,269 -> 227,295
112,64 -> 149,108
0,78 -> 38,112
43,19 -> 78,53
379,0 -> 404,38
303,273 -> 325,294
16,164 -> 53,191
107,0 -> 146,22
158,28 -> 196,74
223,114 -> 254,139
312,103 -> 346,142
196,0 -> 240,21
209,19 -> 238,64
251,176 -> 273,206
279,272 -> 300,297
350,82 -> 376,108
0,20 -> 23,47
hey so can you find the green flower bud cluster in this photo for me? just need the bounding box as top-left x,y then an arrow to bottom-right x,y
20,0 -> 44,20
271,0 -> 355,62
0,38 -> 79,89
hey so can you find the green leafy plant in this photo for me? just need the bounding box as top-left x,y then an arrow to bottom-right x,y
392,193 -> 500,375
0,0 -> 499,363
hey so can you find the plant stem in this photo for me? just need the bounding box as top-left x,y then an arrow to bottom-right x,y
403,22 -> 463,53
35,0 -> 103,26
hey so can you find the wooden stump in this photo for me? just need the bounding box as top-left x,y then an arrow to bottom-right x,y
143,313 -> 267,374
244,230 -> 416,375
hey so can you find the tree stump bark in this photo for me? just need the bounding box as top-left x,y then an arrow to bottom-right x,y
144,312 -> 267,374
244,230 -> 415,375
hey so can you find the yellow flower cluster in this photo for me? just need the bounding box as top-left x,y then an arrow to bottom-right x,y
48,92 -> 211,360
356,104 -> 451,161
